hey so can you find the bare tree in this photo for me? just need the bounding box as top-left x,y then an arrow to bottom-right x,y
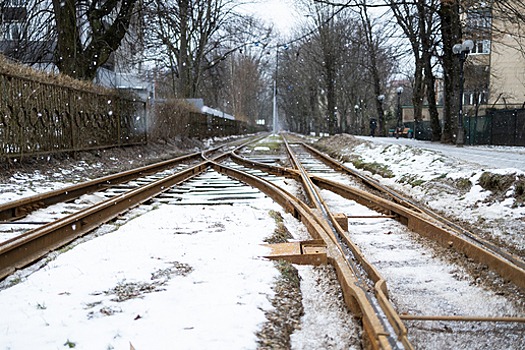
388,0 -> 425,135
143,0 -> 261,99
1,0 -> 56,67
439,0 -> 461,143
278,2 -> 394,136
279,38 -> 321,134
51,0 -> 139,80
355,0 -> 390,136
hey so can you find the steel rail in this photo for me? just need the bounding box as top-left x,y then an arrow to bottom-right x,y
0,160 -> 211,280
0,151 -> 203,222
298,141 -> 525,290
300,141 -> 525,271
233,142 -> 525,291
0,134 -> 262,223
0,136 -> 263,281
3,133 -> 520,348
399,315 -> 525,323
210,158 -> 407,350
231,138 -> 525,343
280,136 -> 412,350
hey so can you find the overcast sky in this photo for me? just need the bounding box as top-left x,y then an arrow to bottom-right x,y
238,0 -> 303,35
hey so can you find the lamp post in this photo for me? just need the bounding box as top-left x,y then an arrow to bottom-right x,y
452,39 -> 474,146
376,94 -> 384,136
354,104 -> 360,134
272,47 -> 279,134
395,87 -> 403,138
376,95 -> 384,137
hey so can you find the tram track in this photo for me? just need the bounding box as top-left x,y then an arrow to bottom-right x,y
0,136 -> 260,279
233,134 -> 525,348
0,133 -> 524,349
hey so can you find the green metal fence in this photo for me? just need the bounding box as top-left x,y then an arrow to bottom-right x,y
405,108 -> 525,146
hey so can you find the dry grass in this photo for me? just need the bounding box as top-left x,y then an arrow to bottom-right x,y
0,54 -> 111,94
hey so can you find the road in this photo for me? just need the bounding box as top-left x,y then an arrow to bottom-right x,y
358,136 -> 525,171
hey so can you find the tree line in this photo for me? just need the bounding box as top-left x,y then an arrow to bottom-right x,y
2,0 -> 525,142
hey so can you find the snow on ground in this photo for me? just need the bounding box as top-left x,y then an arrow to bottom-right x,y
345,136 -> 525,253
1,135 -> 525,349
320,188 -> 525,349
0,165 -> 359,350
0,200 -> 280,349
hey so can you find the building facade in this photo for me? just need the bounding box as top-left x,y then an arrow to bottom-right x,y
461,1 -> 525,113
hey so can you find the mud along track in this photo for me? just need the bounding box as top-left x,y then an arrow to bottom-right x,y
0,136 -> 262,280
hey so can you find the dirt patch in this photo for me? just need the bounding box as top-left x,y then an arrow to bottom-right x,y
256,260 -> 303,350
257,210 -> 303,349
315,134 -> 368,151
479,172 -> 525,206
96,261 -> 194,303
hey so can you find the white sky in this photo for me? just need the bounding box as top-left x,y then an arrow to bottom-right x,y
238,0 -> 303,35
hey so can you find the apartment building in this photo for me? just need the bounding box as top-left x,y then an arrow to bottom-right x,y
0,0 -> 56,67
460,2 -> 525,112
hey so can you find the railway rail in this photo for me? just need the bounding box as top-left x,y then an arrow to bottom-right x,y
0,133 -> 524,349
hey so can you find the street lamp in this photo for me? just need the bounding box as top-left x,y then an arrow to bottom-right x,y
272,46 -> 279,134
354,104 -> 360,134
370,94 -> 385,136
377,94 -> 385,136
395,87 -> 403,138
452,39 -> 474,146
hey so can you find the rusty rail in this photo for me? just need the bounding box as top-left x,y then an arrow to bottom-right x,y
298,141 -> 525,290
0,134 -> 262,222
0,151 -> 202,222
0,160 -> 211,280
230,135 -> 525,348
210,159 -> 407,349
2,133 -> 522,349
0,136 -> 264,280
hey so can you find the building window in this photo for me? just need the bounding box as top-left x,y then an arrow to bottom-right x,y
465,7 -> 491,55
470,39 -> 491,54
7,0 -> 28,6
464,90 -> 488,106
466,8 -> 492,32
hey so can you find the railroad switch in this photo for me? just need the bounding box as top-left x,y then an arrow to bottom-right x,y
263,239 -> 327,265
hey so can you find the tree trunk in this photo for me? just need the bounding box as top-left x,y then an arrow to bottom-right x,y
52,0 -> 83,78
419,1 -> 441,141
52,0 -> 137,81
412,57 -> 424,138
362,9 -> 385,136
178,0 -> 191,97
439,0 -> 461,143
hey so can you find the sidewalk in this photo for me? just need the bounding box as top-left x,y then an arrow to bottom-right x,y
357,136 -> 525,171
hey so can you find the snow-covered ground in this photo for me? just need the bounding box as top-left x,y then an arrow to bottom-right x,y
1,134 -> 524,349
348,136 -> 525,254
0,201 -> 280,349
358,136 -> 525,171
0,160 -> 358,349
